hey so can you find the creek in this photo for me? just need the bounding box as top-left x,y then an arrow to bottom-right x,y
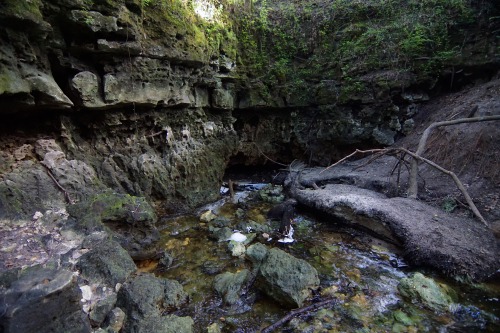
137,182 -> 500,332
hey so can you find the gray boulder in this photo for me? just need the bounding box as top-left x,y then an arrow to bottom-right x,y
77,239 -> 136,287
133,314 -> 194,333
257,247 -> 320,307
116,273 -> 188,333
0,266 -> 91,333
246,243 -> 269,265
214,269 -> 250,306
89,292 -> 118,326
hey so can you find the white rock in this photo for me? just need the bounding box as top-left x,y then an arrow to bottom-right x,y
80,285 -> 92,301
278,237 -> 295,243
32,211 -> 43,220
227,232 -> 247,243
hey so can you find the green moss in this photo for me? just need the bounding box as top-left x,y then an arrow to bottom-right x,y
2,0 -> 43,21
137,0 -> 239,62
229,0 -> 476,100
89,192 -> 157,223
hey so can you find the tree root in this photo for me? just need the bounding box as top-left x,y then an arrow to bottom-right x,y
42,164 -> 74,204
321,148 -> 488,227
408,114 -> 500,198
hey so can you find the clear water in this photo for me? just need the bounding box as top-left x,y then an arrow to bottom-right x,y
144,186 -> 499,332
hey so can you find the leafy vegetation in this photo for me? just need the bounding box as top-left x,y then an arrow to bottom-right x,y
228,0 -> 476,103
74,0 -> 489,104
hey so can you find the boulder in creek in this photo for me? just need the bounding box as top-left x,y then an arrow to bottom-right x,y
130,314 -> 194,333
214,269 -> 250,306
256,247 -> 320,308
116,273 -> 189,333
0,265 -> 91,333
398,272 -> 456,312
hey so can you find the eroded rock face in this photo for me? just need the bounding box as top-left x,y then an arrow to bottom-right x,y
0,266 -> 91,333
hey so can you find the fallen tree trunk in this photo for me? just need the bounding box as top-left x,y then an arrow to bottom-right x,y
321,147 -> 488,226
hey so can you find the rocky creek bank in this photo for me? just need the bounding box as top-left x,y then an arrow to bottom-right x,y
287,168 -> 499,281
1,0 -> 500,332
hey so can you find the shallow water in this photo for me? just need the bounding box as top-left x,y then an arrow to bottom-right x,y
148,185 -> 499,332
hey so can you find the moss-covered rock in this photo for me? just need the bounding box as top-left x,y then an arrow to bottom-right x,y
398,272 -> 456,312
257,247 -> 320,307
214,269 -> 250,306
76,239 -> 136,286
117,273 -> 189,333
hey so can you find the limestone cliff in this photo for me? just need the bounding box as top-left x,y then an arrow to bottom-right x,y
0,0 -> 241,216
0,0 -> 498,217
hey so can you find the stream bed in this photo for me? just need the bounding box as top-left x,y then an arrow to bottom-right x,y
138,184 -> 499,332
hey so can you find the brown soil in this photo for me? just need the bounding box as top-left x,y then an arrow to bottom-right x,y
397,75 -> 500,226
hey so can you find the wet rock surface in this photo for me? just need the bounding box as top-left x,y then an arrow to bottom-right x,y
76,239 -> 136,287
0,266 -> 90,333
257,247 -> 320,308
214,269 -> 250,306
398,272 -> 455,312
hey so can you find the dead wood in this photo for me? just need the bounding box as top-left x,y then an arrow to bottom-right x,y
228,179 -> 235,199
260,298 -> 339,333
42,164 -> 74,204
321,148 -> 488,226
408,115 -> 500,198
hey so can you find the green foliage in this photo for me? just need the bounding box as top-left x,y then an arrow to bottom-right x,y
229,0 -> 476,98
2,0 -> 43,20
442,197 -> 457,213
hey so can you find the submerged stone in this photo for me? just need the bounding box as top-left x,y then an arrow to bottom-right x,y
214,269 -> 250,306
398,272 -> 455,312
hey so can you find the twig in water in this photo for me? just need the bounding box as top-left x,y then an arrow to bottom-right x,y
261,298 -> 339,333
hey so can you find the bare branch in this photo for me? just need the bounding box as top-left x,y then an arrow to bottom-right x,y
41,164 -> 74,204
397,147 -> 488,226
320,149 -> 384,173
408,114 -> 500,198
261,298 -> 339,333
320,147 -> 489,226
